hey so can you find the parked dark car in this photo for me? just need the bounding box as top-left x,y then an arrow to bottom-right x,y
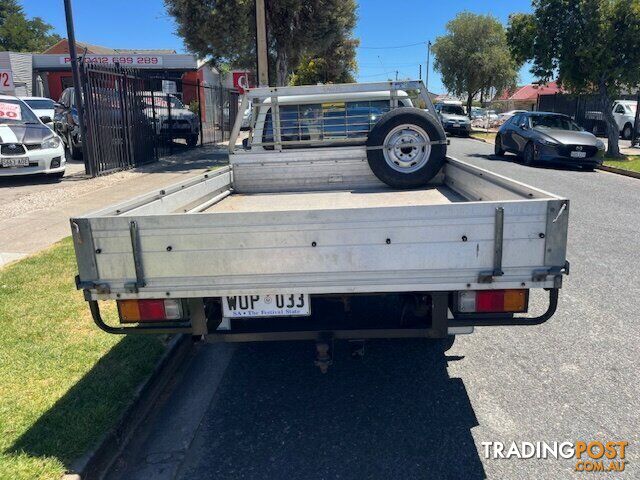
495,112 -> 605,169
54,87 -> 83,160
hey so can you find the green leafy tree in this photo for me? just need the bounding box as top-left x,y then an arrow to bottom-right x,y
0,0 -> 21,20
0,0 -> 61,52
289,38 -> 358,85
432,12 -> 520,117
164,0 -> 358,86
507,0 -> 640,156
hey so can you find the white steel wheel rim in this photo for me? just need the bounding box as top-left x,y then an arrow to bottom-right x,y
382,124 -> 431,173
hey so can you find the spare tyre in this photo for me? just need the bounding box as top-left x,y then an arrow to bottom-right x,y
366,107 -> 447,189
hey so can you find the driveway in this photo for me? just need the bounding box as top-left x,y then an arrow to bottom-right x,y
106,137 -> 639,480
0,146 -> 228,267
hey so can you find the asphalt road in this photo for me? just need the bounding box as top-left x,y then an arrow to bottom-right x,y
108,138 -> 639,480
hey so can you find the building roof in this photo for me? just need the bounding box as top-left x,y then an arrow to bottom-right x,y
497,82 -> 562,101
42,39 -> 176,55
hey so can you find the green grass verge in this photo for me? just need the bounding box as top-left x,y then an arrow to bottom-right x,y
470,131 -> 497,143
0,238 -> 167,480
603,155 -> 640,173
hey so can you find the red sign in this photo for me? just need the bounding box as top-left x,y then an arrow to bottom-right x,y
232,71 -> 250,93
0,102 -> 21,120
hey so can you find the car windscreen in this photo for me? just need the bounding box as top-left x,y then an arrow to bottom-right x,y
440,105 -> 465,115
0,99 -> 39,125
629,104 -> 637,113
24,99 -> 55,110
531,115 -> 582,131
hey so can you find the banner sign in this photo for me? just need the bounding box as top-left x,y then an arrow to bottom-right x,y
0,102 -> 22,120
59,55 -> 164,67
0,70 -> 15,92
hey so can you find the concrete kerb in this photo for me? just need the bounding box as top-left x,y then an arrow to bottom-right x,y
62,335 -> 194,480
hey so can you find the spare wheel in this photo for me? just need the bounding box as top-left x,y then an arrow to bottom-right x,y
366,108 -> 446,189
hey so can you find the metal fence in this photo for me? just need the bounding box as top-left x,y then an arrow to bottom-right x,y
537,93 -> 639,139
80,63 -> 236,176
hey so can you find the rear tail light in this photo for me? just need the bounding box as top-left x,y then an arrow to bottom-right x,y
455,289 -> 528,314
117,299 -> 184,323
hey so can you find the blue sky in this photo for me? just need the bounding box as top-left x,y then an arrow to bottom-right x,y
21,0 -> 535,94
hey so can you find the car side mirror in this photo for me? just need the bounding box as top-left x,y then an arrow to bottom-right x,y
54,102 -> 64,109
519,123 -> 528,130
39,115 -> 52,124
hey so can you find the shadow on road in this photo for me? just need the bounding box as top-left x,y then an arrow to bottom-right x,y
466,152 -> 590,172
177,339 -> 486,480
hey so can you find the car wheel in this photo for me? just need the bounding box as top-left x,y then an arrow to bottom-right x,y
366,108 -> 446,189
67,132 -> 82,160
523,142 -> 535,166
494,135 -> 505,156
186,135 -> 199,147
622,123 -> 633,140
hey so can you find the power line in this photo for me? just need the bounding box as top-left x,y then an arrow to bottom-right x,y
358,40 -> 428,50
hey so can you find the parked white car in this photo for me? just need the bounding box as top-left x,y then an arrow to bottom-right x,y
612,100 -> 637,139
20,96 -> 55,128
0,94 -> 65,179
240,101 -> 252,130
498,110 -> 527,124
585,99 -> 638,138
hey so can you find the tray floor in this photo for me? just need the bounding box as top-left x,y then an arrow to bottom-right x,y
205,185 -> 465,213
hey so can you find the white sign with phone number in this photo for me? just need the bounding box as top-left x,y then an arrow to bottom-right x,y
0,69 -> 15,92
59,55 -> 164,67
0,102 -> 21,120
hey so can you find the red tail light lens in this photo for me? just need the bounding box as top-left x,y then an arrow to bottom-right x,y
476,290 -> 505,312
138,300 -> 166,320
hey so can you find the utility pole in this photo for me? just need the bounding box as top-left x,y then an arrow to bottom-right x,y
419,64 -> 422,81
63,0 -> 90,175
425,41 -> 431,91
255,0 -> 269,87
395,70 -> 398,81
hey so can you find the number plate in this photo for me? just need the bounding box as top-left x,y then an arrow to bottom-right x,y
570,151 -> 587,158
1,157 -> 29,167
222,294 -> 310,318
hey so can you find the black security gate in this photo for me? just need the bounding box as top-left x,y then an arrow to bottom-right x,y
80,63 -> 156,176
80,63 -> 237,177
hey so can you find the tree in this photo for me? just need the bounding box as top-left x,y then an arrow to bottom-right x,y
165,0 -> 358,86
507,0 -> 640,157
0,0 -> 21,21
432,12 -> 520,117
0,0 -> 61,52
289,38 -> 358,85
